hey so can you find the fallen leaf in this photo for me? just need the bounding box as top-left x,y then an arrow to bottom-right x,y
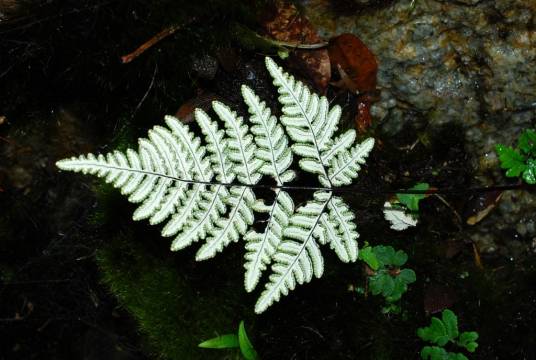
175,93 -> 223,123
328,33 -> 379,132
260,0 -> 330,92
465,191 -> 503,225
328,33 -> 377,93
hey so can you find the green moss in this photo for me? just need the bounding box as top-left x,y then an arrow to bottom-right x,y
96,232 -> 253,360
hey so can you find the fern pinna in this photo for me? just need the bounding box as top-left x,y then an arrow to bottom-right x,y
57,57 -> 374,313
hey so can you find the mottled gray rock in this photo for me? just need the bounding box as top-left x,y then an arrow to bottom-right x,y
304,0 -> 536,255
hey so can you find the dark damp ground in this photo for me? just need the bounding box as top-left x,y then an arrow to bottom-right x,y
1,1 -> 535,360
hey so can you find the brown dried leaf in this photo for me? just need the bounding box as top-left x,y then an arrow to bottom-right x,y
328,33 -> 378,93
328,33 -> 379,132
175,93 -> 223,124
465,191 -> 503,225
260,0 -> 330,92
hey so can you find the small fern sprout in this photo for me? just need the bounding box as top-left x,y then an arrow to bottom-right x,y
56,57 -> 374,313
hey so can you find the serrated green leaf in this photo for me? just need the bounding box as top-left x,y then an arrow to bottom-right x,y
380,273 -> 395,297
392,250 -> 408,266
238,321 -> 259,360
457,331 -> 479,352
496,144 -> 526,177
359,246 -> 380,270
420,346 -> 468,360
518,129 -> 536,156
464,341 -> 478,353
373,245 -> 396,266
418,317 -> 449,346
386,277 -> 406,302
441,309 -> 459,341
421,346 -> 449,360
369,273 -> 386,296
198,334 -> 239,349
398,268 -> 416,284
522,158 -> 536,184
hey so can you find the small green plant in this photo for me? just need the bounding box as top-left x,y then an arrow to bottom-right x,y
396,182 -> 430,213
199,321 -> 259,360
384,182 -> 429,230
496,129 -> 536,184
417,309 -> 479,360
358,245 -> 416,313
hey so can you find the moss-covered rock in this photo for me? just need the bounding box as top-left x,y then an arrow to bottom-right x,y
96,232 -> 254,360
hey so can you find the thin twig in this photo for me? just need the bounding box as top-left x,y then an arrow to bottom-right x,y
433,194 -> 463,229
121,19 -> 196,64
131,63 -> 158,119
266,37 -> 328,49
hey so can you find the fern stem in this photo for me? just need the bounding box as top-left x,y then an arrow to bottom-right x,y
66,161 -> 527,195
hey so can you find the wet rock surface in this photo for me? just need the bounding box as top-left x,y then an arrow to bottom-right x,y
304,0 -> 536,255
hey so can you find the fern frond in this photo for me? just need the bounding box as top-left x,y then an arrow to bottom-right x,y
57,57 -> 376,314
255,191 -> 330,313
243,190 -> 294,292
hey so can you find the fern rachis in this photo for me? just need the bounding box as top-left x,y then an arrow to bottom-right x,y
56,57 -> 374,313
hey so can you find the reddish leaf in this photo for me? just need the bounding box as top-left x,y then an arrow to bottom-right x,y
465,191 -> 503,225
175,93 -> 222,123
328,33 -> 377,93
260,0 -> 330,92
328,33 -> 378,132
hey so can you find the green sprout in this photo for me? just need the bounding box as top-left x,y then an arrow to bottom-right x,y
358,245 -> 416,312
199,321 -> 259,360
496,129 -> 536,184
417,309 -> 479,360
397,182 -> 430,213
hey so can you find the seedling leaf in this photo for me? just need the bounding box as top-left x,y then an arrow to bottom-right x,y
198,334 -> 239,349
397,182 -> 429,212
238,321 -> 259,360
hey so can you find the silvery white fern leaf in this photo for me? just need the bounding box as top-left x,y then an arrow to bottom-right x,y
56,57 -> 374,313
383,201 -> 418,230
